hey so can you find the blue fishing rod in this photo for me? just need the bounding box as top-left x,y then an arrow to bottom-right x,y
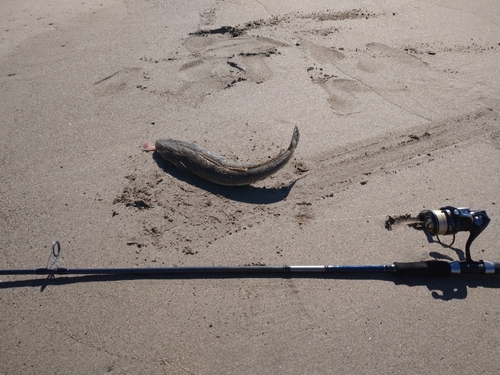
1,206 -> 497,278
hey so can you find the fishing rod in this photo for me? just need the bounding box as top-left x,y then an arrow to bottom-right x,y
0,206 -> 498,278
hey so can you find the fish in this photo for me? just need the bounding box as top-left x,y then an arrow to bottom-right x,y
143,126 -> 299,186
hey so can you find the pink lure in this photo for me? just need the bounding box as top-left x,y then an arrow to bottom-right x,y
142,142 -> 156,151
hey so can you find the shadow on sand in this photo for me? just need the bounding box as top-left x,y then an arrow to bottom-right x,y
151,152 -> 301,205
1,269 -> 499,301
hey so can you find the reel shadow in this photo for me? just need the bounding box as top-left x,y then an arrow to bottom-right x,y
152,152 -> 298,204
394,274 -> 500,300
411,221 -> 467,261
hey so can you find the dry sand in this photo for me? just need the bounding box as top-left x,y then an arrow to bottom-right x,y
1,0 -> 500,374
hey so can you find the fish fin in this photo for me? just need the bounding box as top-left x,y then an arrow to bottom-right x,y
198,153 -> 222,165
224,166 -> 249,172
178,161 -> 192,174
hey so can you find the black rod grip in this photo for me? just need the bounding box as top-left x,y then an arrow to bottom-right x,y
394,261 -> 451,276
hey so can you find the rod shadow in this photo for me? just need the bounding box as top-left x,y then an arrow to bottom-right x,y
151,152 -> 299,204
1,272 -> 499,301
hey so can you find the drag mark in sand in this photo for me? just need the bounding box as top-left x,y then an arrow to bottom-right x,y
307,109 -> 498,196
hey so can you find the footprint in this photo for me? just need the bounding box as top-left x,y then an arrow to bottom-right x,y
199,35 -> 285,57
312,72 -> 408,114
479,96 -> 500,112
312,78 -> 368,115
175,75 -> 235,106
356,57 -> 386,73
299,40 -> 345,63
169,32 -> 285,105
92,67 -> 143,97
326,79 -> 370,92
184,33 -> 227,54
294,201 -> 314,225
228,54 -> 272,83
366,43 -> 428,68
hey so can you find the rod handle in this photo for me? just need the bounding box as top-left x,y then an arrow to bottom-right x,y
394,261 -> 451,276
395,261 -> 500,276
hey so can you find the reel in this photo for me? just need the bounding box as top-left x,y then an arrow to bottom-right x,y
419,206 -> 490,262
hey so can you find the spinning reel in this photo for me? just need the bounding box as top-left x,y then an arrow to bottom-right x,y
419,206 -> 490,263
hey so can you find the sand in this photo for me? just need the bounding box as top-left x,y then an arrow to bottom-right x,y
1,0 -> 500,373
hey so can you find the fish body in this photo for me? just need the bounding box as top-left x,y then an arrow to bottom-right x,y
154,126 -> 299,186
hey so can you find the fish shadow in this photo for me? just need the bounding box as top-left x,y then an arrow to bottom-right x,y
152,152 -> 298,204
